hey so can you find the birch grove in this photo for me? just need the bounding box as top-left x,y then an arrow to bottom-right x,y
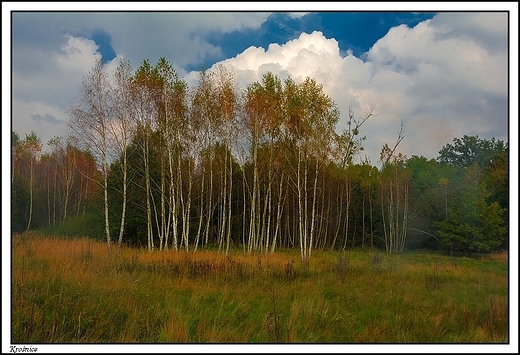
63,59 -> 378,259
47,58 -> 512,259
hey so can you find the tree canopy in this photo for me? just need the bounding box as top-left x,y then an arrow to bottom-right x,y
12,58 -> 509,259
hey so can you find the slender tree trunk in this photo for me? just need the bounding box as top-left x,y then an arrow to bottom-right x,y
369,185 -> 374,248
248,138 -> 259,253
62,173 -> 72,223
389,181 -> 395,253
271,171 -> 284,253
342,177 -> 351,251
194,165 -> 205,252
218,150 -> 228,252
308,160 -> 319,260
159,149 -> 166,251
362,187 -> 366,248
46,167 -> 51,227
381,182 -> 388,253
163,150 -> 171,251
297,148 -> 305,262
151,180 -> 163,249
260,176 -> 269,253
242,166 -> 247,252
331,183 -> 343,251
184,159 -> 193,252
169,147 -> 178,250
264,172 -> 273,254
204,154 -> 213,249
102,154 -> 111,252
254,169 -> 262,251
144,137 -> 153,251
400,181 -> 409,252
226,150 -> 233,256
26,158 -> 34,232
316,172 -> 327,249
394,178 -> 399,253
323,181 -> 332,249
53,167 -> 57,225
117,145 -> 128,249
178,153 -> 189,251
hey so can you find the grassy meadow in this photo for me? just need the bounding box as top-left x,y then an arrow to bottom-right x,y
11,232 -> 508,344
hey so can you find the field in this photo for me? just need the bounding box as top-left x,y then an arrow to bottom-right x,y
11,232 -> 508,345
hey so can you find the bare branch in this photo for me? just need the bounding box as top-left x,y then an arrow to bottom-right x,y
380,121 -> 405,166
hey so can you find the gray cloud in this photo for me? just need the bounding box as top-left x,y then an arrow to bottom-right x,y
12,11 -> 272,74
430,12 -> 508,54
31,113 -> 62,125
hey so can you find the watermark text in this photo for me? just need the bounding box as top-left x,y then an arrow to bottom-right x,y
10,346 -> 38,353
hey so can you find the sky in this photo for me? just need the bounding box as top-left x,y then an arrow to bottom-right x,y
3,2 -> 519,353
5,3 -> 517,166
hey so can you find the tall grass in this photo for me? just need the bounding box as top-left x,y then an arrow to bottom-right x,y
11,233 -> 508,343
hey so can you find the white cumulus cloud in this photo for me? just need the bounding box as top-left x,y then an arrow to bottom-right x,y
199,13 -> 509,163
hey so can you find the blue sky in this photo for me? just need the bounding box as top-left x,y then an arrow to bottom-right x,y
189,12 -> 437,71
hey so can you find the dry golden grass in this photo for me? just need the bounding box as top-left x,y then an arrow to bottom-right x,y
11,233 -> 509,344
489,250 -> 508,262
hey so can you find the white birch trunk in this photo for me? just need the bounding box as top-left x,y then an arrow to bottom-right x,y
271,171 -> 284,253
308,160 -> 319,261
117,145 -> 127,249
194,165 -> 205,252
225,151 -> 233,256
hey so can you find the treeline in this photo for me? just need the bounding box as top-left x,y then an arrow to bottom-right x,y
11,58 -> 508,260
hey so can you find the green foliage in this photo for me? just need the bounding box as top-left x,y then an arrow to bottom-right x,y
405,142 -> 508,253
438,135 -> 507,169
40,213 -> 105,241
434,184 -> 506,254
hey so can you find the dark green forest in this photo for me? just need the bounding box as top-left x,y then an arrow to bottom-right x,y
12,58 -> 509,260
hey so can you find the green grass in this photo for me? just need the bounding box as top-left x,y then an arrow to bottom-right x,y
11,233 -> 509,344
39,214 -> 105,241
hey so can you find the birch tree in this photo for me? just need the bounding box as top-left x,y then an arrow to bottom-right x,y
152,57 -> 180,251
190,68 -> 220,250
244,72 -> 287,253
52,137 -> 77,223
284,77 -> 340,262
110,58 -> 135,249
379,123 -> 410,254
67,58 -> 114,252
330,105 -> 375,250
20,132 -> 42,231
45,136 -> 60,226
213,65 -> 240,255
132,59 -> 160,251
155,58 -> 190,251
